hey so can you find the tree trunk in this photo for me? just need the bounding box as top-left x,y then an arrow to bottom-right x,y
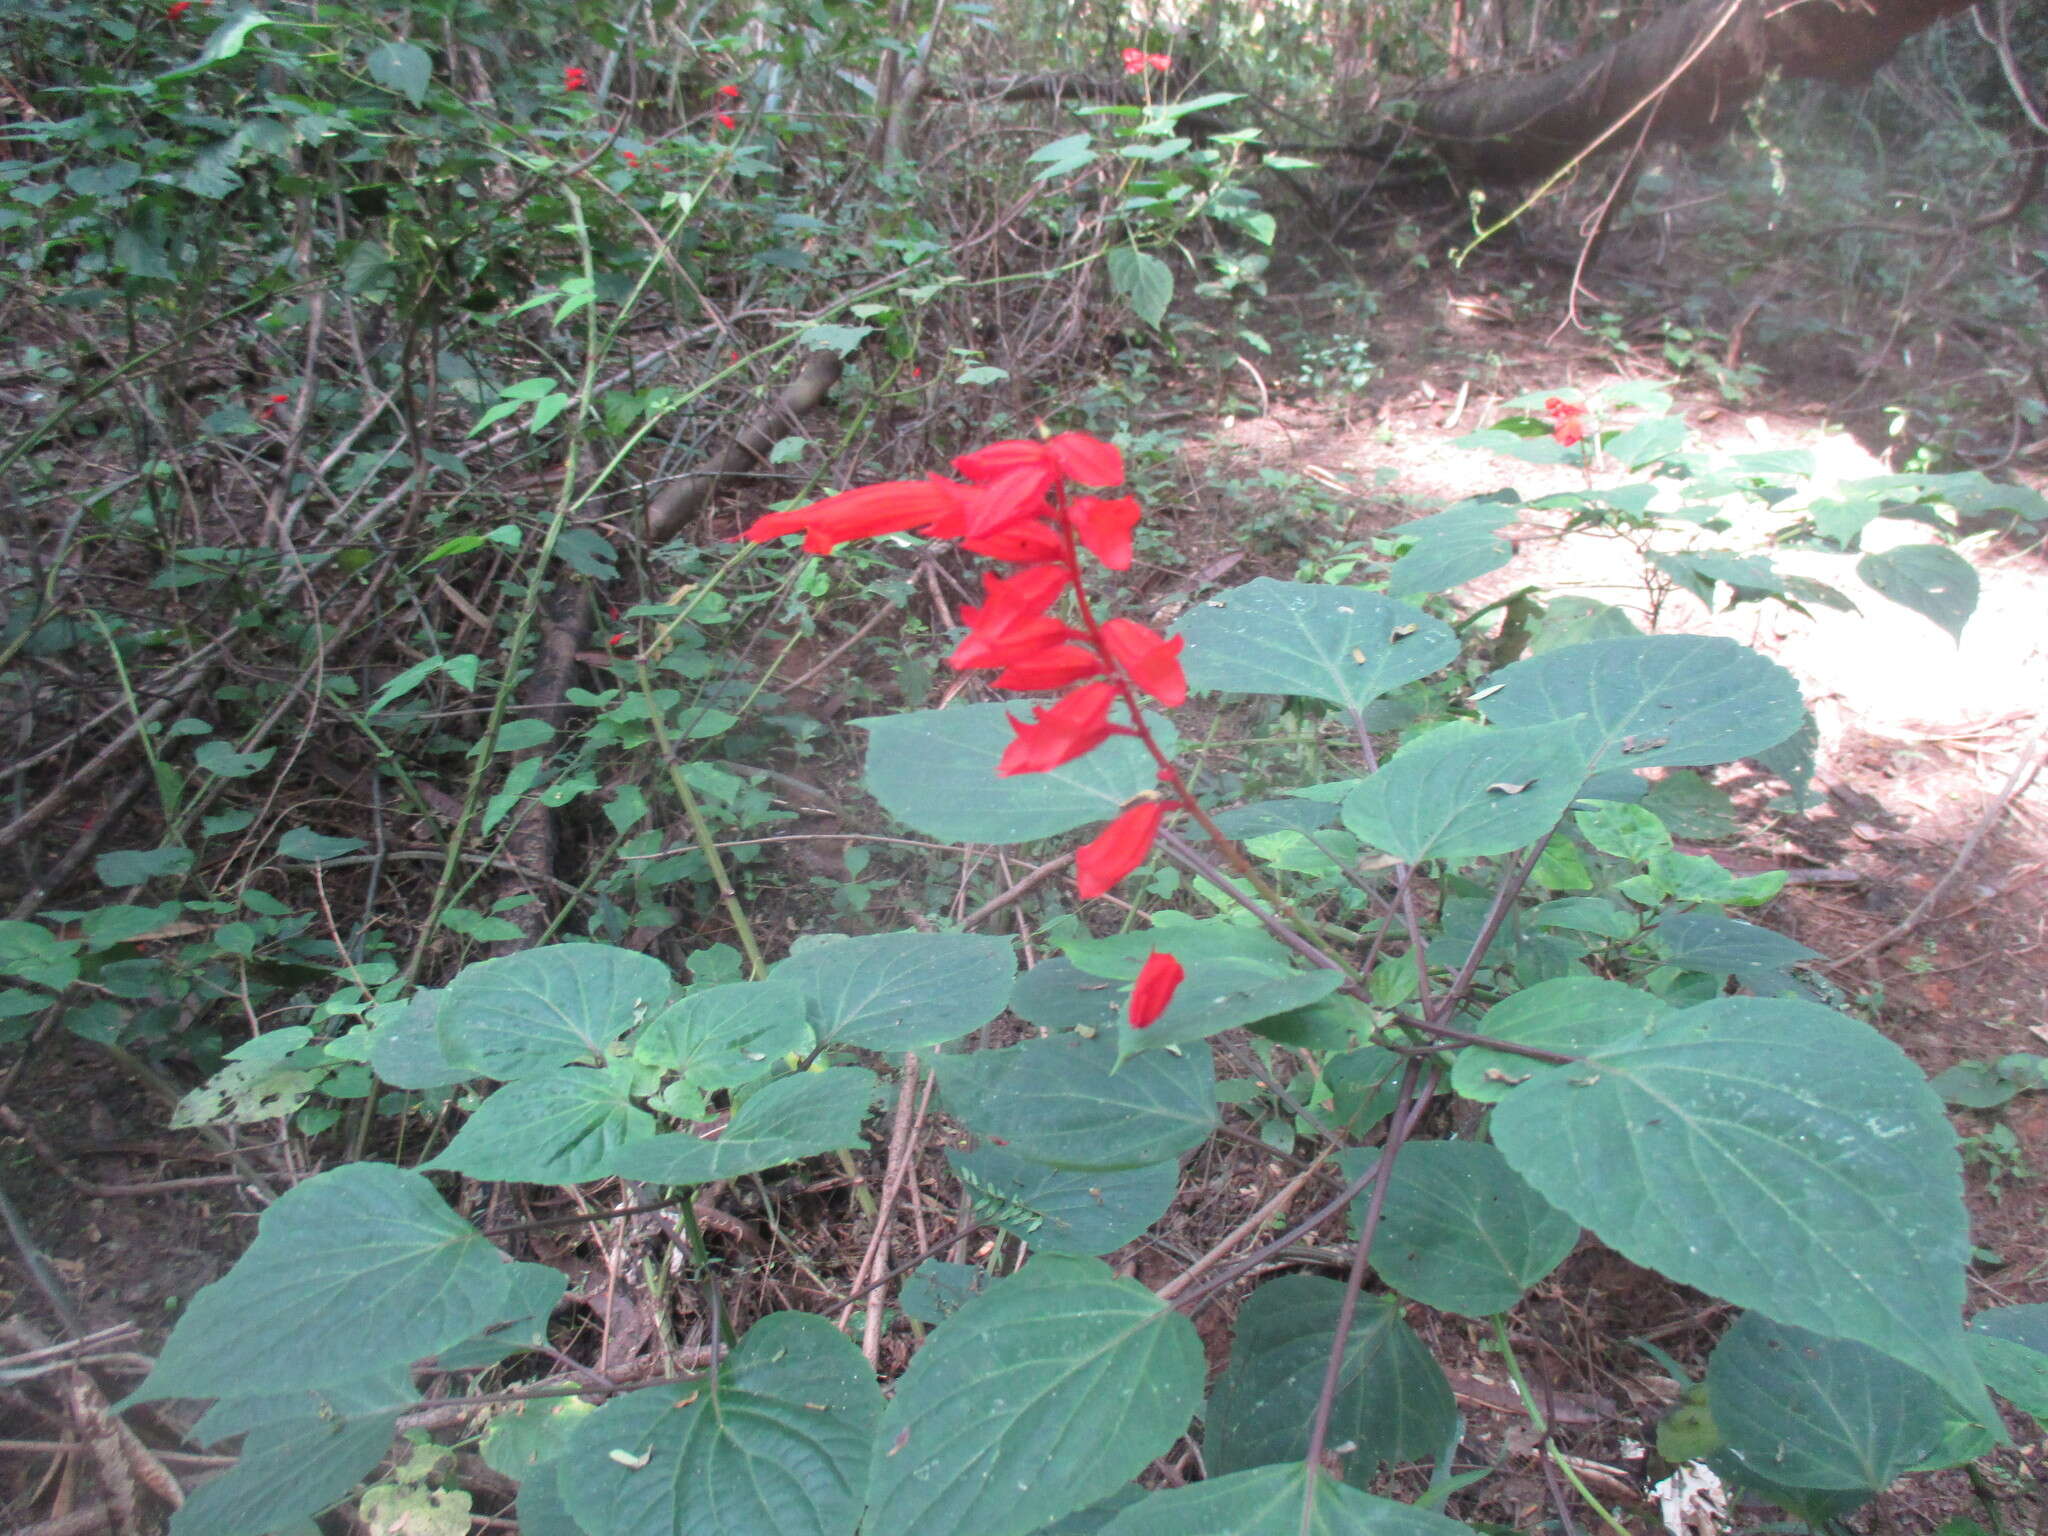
1411,0 -> 1981,184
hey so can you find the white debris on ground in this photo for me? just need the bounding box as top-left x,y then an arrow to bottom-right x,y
1654,1461 -> 1729,1536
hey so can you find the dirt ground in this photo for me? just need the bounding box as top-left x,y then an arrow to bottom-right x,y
2,241 -> 2045,1534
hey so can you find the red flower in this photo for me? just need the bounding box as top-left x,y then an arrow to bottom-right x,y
743,478 -> 963,554
953,432 -> 1121,491
1542,396 -> 1588,446
256,392 -> 290,420
1067,494 -> 1142,570
608,632 -> 626,646
167,1 -> 191,16
716,113 -> 737,130
1127,950 -> 1184,1028
719,83 -> 742,98
961,521 -> 1066,564
958,463 -> 1063,541
949,566 -> 1077,671
993,644 -> 1104,691
1097,617 -> 1187,707
999,681 -> 1125,776
563,66 -> 588,91
1145,52 -> 1172,71
1121,47 -> 1149,74
622,150 -> 639,165
1077,797 -> 1167,898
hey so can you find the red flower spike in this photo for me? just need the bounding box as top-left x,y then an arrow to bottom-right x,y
716,113 -> 737,130
1127,950 -> 1184,1029
1098,617 -> 1188,708
1076,798 -> 1167,899
993,644 -> 1105,691
1067,494 -> 1142,570
719,83 -> 742,98
563,66 -> 588,91
999,681 -> 1124,776
742,479 -> 963,554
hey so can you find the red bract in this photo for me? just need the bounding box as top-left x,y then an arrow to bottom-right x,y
1076,797 -> 1167,898
999,681 -> 1124,776
563,66 -> 588,91
1098,617 -> 1188,708
1068,495 -> 1142,570
743,478 -> 962,553
1127,950 -> 1184,1028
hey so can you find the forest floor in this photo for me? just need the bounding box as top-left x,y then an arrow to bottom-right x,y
3,228 -> 2046,1534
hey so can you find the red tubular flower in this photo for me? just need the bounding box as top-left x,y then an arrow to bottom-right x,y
959,462 -> 1062,540
1121,47 -> 1149,74
962,521 -> 1066,564
743,478 -> 963,553
716,113 -> 737,130
1553,418 -> 1586,447
950,566 -> 1077,671
993,644 -> 1105,691
168,1 -> 192,16
1076,798 -> 1167,899
1098,617 -> 1187,708
1145,52 -> 1172,71
999,681 -> 1124,776
719,83 -> 742,98
1127,950 -> 1184,1028
622,150 -> 639,165
1046,431 -> 1123,487
563,65 -> 588,91
1542,396 -> 1588,447
1067,495 -> 1142,570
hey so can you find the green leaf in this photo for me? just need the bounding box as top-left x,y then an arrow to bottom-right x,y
1856,545 -> 1978,642
611,1068 -> 877,1184
863,1256 -> 1204,1536
0,921 -> 80,991
561,1312 -> 881,1536
1173,579 -> 1459,712
772,931 -> 1015,1053
160,11 -> 275,82
1450,979 -> 1668,1104
423,1063 -> 656,1183
1028,132 -> 1098,180
132,1163 -> 523,1402
1106,247 -> 1174,327
860,703 -> 1163,844
634,980 -> 812,1090
1968,1306 -> 2048,1416
276,828 -> 367,861
170,1406 -> 403,1536
1492,997 -> 1981,1408
947,1144 -> 1177,1256
797,323 -> 873,357
1602,415 -> 1687,469
94,846 -> 193,886
364,40 -> 432,105
437,943 -> 672,1080
1481,635 -> 1804,769
1709,1314 -> 1950,1491
65,161 -> 142,197
934,1030 -> 1215,1171
193,740 -> 275,778
1383,496 -> 1518,597
1339,1141 -> 1578,1316
433,1262 -> 569,1372
1340,720 -> 1594,865
1650,911 -> 1817,991
1204,1276 -> 1455,1483
192,1367 -> 416,1444
366,989 -> 470,1089
1097,1462 -> 1470,1535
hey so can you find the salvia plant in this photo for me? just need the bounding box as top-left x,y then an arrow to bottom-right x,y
120,414 -> 2048,1536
